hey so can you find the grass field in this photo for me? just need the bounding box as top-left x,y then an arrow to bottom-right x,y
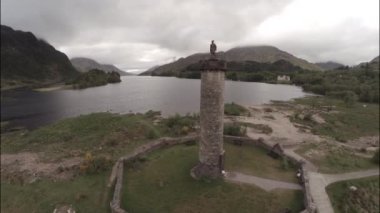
224,102 -> 250,116
293,96 -> 379,142
122,144 -> 303,212
326,177 -> 379,213
1,112 -> 197,162
1,172 -> 111,213
224,142 -> 298,182
0,112 -> 198,213
295,142 -> 378,173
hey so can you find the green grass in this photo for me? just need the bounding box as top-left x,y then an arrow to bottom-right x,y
223,123 -> 247,136
1,112 -> 198,162
1,172 -> 111,213
122,144 -> 303,212
0,112 -> 199,213
237,122 -> 273,134
293,96 -> 379,141
295,142 -> 378,173
326,177 -> 379,213
224,102 -> 250,116
224,142 -> 298,182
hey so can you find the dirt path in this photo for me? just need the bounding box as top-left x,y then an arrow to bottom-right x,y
308,172 -> 335,213
230,105 -> 322,147
308,169 -> 380,213
1,152 -> 81,182
323,168 -> 379,185
237,104 -> 379,213
224,171 -> 302,191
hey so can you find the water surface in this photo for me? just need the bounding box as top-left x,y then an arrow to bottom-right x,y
1,76 -> 309,129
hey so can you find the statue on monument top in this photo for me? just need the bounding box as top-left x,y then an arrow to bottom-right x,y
210,40 -> 217,56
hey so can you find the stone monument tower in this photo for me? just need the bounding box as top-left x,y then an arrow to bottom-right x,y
191,40 -> 226,179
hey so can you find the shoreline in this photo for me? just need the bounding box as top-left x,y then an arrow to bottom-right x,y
33,84 -> 73,92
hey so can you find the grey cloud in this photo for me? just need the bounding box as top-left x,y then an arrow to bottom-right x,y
261,19 -> 379,65
1,0 -> 378,70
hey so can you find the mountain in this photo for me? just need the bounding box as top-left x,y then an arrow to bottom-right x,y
140,45 -> 321,75
371,56 -> 379,63
70,57 -> 130,76
1,25 -> 79,86
315,61 -> 345,70
355,56 -> 379,71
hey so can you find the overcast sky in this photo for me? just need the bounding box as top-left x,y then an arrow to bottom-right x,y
1,0 -> 379,72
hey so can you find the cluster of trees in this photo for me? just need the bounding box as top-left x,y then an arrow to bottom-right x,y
72,69 -> 121,89
293,69 -> 379,104
176,59 -> 300,82
152,59 -> 379,104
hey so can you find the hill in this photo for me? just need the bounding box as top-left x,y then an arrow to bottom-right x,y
315,61 -> 345,70
140,45 -> 321,76
354,56 -> 379,72
72,69 -> 121,89
70,57 -> 130,76
1,25 -> 79,88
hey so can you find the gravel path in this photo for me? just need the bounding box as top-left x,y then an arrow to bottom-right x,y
230,105 -> 379,213
323,168 -> 379,185
224,171 -> 302,191
308,169 -> 379,213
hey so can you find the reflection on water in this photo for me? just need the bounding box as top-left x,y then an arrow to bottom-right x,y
1,76 -> 309,129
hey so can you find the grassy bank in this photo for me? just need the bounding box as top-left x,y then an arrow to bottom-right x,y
295,142 -> 378,173
1,112 -> 198,213
326,177 -> 379,213
224,142 -> 298,182
224,102 -> 250,116
1,173 -> 111,213
1,111 -> 198,161
292,96 -> 379,141
123,144 -> 303,212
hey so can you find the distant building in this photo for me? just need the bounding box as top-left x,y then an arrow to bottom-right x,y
277,75 -> 290,82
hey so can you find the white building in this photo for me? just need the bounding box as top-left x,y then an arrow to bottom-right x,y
277,75 -> 290,82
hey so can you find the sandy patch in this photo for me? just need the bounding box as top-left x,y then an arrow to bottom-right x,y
346,136 -> 379,149
1,152 -> 82,183
232,105 -> 322,147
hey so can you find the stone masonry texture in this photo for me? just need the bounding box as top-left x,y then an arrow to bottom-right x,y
191,62 -> 225,179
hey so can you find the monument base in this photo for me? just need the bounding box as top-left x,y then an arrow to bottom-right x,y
190,162 -> 222,180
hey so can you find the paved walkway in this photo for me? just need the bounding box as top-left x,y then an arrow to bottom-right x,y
225,171 -> 302,191
323,168 -> 379,185
238,108 -> 380,213
308,169 -> 379,213
308,172 -> 334,213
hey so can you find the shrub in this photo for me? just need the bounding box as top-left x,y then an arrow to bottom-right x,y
372,149 -> 379,164
164,114 -> 196,136
224,102 -> 248,116
79,152 -> 112,174
343,91 -> 358,107
224,123 -> 246,136
146,129 -> 159,139
282,157 -> 289,170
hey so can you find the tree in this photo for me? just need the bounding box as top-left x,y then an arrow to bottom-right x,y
343,91 -> 357,107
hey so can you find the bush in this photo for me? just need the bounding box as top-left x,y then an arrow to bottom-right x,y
224,102 -> 248,116
73,69 -> 121,89
79,152 -> 112,174
224,123 -> 246,136
164,114 -> 196,136
146,129 -> 159,139
282,157 -> 289,170
372,149 -> 379,164
343,91 -> 358,107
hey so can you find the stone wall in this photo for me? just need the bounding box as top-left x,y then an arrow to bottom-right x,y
109,134 -> 317,213
109,134 -> 198,213
223,135 -> 316,213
